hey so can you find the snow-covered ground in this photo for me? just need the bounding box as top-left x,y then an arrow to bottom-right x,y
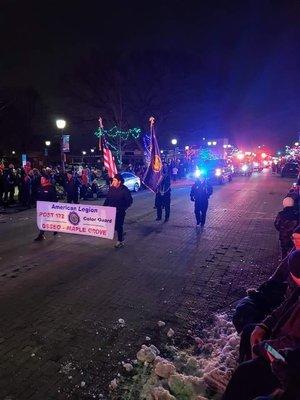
112,313 -> 240,399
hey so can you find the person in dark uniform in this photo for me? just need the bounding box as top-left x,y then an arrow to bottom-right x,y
155,163 -> 171,222
104,173 -> 133,248
34,168 -> 58,241
190,177 -> 213,227
64,170 -> 81,204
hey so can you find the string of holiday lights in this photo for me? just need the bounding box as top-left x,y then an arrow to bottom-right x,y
94,126 -> 141,164
94,126 -> 141,140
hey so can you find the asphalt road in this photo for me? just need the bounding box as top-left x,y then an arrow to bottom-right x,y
0,171 -> 293,399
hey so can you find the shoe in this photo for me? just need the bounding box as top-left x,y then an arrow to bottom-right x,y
34,234 -> 46,242
53,231 -> 58,236
164,218 -> 169,222
155,218 -> 162,221
114,241 -> 124,249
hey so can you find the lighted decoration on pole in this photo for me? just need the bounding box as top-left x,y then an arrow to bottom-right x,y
56,119 -> 67,172
94,120 -> 141,165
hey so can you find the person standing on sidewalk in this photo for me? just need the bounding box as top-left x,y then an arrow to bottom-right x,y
64,170 -> 81,204
274,197 -> 299,259
155,163 -> 171,222
190,177 -> 213,227
104,174 -> 133,248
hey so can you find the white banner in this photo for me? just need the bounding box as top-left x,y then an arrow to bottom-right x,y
37,201 -> 116,240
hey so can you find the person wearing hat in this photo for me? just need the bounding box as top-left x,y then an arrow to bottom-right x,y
274,197 -> 299,259
222,250 -> 300,400
190,176 -> 213,228
104,173 -> 133,248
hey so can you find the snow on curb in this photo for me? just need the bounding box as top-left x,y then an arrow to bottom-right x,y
117,313 -> 239,399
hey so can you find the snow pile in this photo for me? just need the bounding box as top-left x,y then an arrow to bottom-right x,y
137,344 -> 160,363
119,313 -> 239,399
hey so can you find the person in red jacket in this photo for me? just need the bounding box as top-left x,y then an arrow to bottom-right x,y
222,250 -> 300,400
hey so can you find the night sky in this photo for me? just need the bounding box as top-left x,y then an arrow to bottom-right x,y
1,0 -> 299,152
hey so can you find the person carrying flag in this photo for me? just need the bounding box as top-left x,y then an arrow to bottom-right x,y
104,174 -> 133,248
155,162 -> 171,222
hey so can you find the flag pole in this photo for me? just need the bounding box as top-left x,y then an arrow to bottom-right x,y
98,116 -> 104,152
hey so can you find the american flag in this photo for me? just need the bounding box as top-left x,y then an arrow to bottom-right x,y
100,136 -> 118,178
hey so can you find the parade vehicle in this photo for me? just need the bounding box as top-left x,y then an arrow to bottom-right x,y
120,172 -> 141,192
91,177 -> 110,197
252,161 -> 263,172
194,159 -> 233,185
234,163 -> 253,176
281,162 -> 300,178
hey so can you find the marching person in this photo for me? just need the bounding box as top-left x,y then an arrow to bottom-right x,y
34,168 -> 58,241
155,162 -> 171,222
190,176 -> 213,228
104,173 -> 133,248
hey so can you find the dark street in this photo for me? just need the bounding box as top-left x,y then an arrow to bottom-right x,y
0,172 -> 292,399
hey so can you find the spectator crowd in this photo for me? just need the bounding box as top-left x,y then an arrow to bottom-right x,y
224,183 -> 300,400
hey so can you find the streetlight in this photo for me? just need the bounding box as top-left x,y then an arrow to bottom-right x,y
90,148 -> 95,153
185,145 -> 190,150
171,138 -> 177,146
56,119 -> 66,130
295,142 -> 299,147
44,140 -> 51,165
11,150 -> 16,155
56,119 -> 66,172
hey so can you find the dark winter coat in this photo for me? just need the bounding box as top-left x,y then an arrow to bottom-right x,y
64,174 -> 81,196
37,180 -> 57,202
157,174 -> 171,195
254,287 -> 300,353
232,280 -> 287,334
190,180 -> 213,204
274,208 -> 299,243
3,167 -> 16,190
104,185 -> 133,212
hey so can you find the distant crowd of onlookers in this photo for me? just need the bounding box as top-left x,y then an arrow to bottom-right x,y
223,183 -> 300,400
0,161 -> 111,208
0,158 -> 188,208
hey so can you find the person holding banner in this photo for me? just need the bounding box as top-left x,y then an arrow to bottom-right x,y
104,173 -> 133,248
34,168 -> 58,241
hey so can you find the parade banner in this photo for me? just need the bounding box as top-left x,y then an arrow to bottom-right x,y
37,201 -> 116,239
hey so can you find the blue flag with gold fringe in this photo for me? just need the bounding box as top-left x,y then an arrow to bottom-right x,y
142,117 -> 163,192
